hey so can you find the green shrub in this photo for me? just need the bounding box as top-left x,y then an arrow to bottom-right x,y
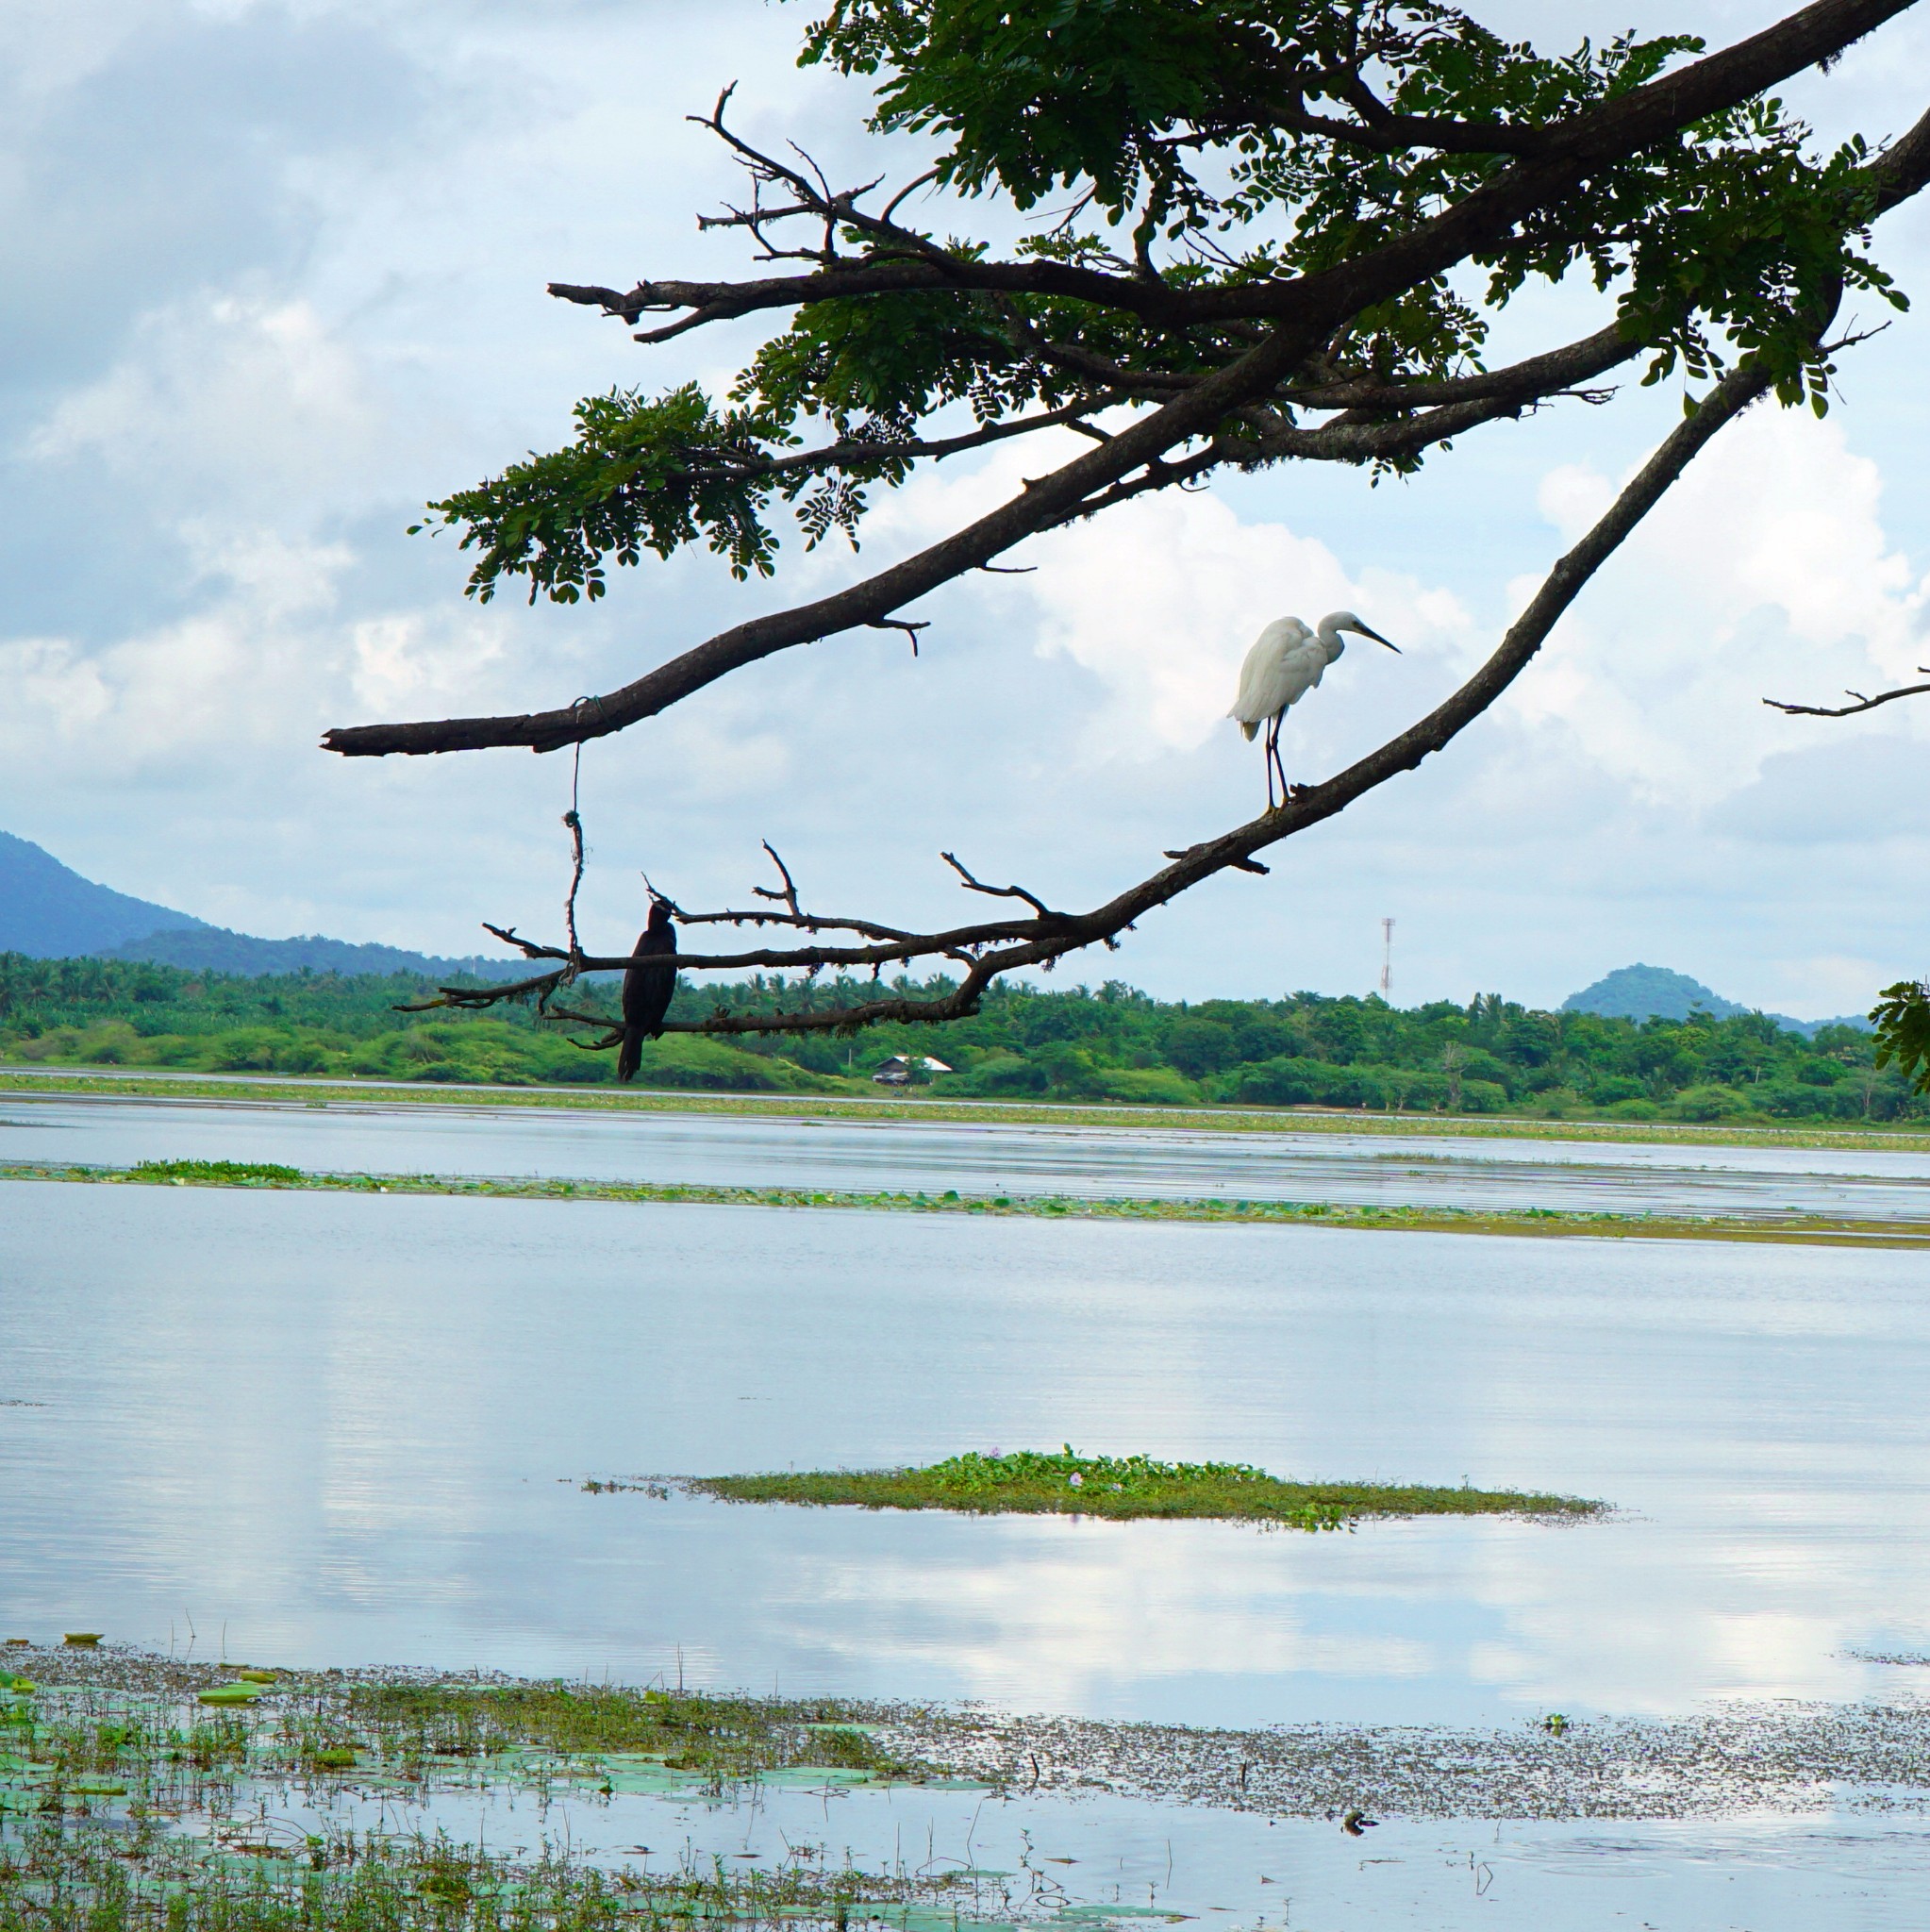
1672,1083 -> 1752,1121
1096,1066 -> 1200,1106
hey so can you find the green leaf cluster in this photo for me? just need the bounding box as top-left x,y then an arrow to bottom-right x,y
1872,979 -> 1930,1092
424,3 -> 1908,602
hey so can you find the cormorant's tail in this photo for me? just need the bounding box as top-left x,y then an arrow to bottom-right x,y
617,1026 -> 642,1082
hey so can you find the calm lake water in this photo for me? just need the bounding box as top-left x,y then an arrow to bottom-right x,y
6,1104 -> 1930,1925
5,1089 -> 1930,1218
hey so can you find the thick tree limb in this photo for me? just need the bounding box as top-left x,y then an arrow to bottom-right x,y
327,7 -> 1922,762
408,349 -> 1784,1040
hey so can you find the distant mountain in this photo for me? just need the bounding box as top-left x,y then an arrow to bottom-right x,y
0,830 -> 208,957
0,831 -> 525,981
101,925 -> 531,982
1561,963 -> 1869,1037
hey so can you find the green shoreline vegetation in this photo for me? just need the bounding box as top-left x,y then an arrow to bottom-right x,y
0,954 -> 1910,1131
5,1158 -> 1923,1248
673,1449 -> 1601,1527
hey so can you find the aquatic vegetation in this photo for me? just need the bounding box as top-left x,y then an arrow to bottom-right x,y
685,1449 -> 1602,1527
5,1158 -> 1923,1250
129,1159 -> 303,1185
0,1803 -> 1010,1932
0,1658 -> 923,1810
0,1657 -> 1023,1932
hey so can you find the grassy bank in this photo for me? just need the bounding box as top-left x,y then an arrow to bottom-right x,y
678,1449 -> 1601,1527
3,1157 -> 1925,1249
7,1066 -> 1930,1154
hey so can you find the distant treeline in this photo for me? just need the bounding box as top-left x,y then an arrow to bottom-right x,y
0,952 -> 1903,1124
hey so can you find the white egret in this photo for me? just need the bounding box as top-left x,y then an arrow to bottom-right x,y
1228,609 -> 1399,807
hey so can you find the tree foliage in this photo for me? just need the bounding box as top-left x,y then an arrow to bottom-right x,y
427,5 -> 1905,603
2,952 -> 1911,1122
324,1 -> 1930,1052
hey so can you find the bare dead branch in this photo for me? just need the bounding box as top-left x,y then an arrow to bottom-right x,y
752,841 -> 802,918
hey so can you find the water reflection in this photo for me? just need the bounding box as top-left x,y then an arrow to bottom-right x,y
165,1771 -> 1930,1932
4,1181 -> 1929,1729
4,1092 -> 1930,1218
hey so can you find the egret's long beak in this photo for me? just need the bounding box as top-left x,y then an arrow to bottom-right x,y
1356,622 -> 1400,653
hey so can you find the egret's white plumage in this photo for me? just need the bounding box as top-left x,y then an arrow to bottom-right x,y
1228,609 -> 1399,806
1230,616 -> 1316,741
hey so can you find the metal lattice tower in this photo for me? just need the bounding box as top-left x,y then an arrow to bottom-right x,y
1380,918 -> 1395,999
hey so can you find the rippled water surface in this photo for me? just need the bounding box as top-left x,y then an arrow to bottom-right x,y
5,1089 -> 1930,1217
6,1100 -> 1930,1926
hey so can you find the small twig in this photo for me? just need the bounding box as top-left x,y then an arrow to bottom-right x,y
940,851 -> 1064,922
1764,672 -> 1930,718
482,923 -> 567,961
868,616 -> 930,656
881,167 -> 941,224
751,841 -> 803,918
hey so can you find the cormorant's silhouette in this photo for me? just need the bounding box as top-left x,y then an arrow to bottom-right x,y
617,898 -> 677,1081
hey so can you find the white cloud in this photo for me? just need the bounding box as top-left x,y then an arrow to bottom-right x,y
2,0 -> 1930,1010
868,437 -> 1476,765
26,294 -> 386,508
1504,406 -> 1930,808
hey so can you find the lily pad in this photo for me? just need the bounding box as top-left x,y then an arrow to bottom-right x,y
198,1686 -> 261,1707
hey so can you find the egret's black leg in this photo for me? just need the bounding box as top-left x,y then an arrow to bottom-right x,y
1267,723 -> 1289,808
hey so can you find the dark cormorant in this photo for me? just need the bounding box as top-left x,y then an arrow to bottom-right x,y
617,898 -> 677,1081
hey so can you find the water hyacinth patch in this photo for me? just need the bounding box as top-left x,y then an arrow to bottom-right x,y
685,1448 -> 1602,1528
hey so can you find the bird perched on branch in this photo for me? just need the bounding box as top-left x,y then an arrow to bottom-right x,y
1229,610 -> 1400,808
617,896 -> 678,1081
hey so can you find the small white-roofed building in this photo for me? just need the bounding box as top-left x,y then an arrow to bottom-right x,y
872,1054 -> 953,1086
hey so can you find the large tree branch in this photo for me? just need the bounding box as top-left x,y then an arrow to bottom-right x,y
1281,323 -> 1640,410
550,1 -> 1918,350
327,8 -> 1922,763
411,350 -> 1785,1041
324,323 -> 1323,757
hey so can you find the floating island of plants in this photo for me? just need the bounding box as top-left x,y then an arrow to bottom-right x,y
671,1449 -> 1603,1529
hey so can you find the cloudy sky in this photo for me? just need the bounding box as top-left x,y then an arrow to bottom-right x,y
5,0 -> 1930,1016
